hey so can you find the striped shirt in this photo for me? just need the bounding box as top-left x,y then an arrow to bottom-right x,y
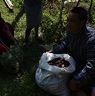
53,27 -> 95,87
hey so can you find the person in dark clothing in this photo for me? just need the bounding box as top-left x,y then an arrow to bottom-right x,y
50,7 -> 95,96
23,0 -> 42,46
0,12 -> 15,53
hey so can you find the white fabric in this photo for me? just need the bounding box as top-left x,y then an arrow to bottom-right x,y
4,0 -> 13,9
64,0 -> 78,4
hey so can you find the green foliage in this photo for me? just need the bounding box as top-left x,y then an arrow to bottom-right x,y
11,0 -> 23,7
41,0 -> 67,44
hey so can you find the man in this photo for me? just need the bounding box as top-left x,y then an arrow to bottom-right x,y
23,0 -> 42,46
51,7 -> 95,96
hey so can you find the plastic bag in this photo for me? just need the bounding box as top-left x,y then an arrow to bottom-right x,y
35,52 -> 76,96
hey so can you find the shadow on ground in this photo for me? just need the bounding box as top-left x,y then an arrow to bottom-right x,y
0,38 -> 48,96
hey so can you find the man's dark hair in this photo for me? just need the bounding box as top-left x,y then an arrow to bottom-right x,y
70,7 -> 88,22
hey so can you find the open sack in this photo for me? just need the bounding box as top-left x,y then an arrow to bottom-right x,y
35,52 -> 76,96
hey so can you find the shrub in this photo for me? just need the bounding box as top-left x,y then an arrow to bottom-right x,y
0,45 -> 23,74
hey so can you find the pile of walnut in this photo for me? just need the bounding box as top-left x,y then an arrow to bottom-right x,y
48,57 -> 70,68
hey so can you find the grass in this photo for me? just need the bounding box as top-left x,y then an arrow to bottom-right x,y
0,0 -> 95,96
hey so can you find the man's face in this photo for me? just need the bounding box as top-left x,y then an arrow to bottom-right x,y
67,12 -> 83,33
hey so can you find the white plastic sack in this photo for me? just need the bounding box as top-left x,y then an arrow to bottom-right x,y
35,52 -> 76,96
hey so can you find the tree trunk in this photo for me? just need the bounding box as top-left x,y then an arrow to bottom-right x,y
88,0 -> 93,23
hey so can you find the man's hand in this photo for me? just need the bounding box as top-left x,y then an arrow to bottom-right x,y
68,79 -> 79,91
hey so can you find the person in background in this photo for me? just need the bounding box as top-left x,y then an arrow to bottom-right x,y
49,7 -> 95,96
23,0 -> 42,46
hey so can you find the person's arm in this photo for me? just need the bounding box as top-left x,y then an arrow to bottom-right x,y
52,41 -> 67,54
69,39 -> 95,91
52,33 -> 70,54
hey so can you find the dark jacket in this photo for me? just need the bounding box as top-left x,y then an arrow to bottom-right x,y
0,17 -> 14,47
52,27 -> 95,88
